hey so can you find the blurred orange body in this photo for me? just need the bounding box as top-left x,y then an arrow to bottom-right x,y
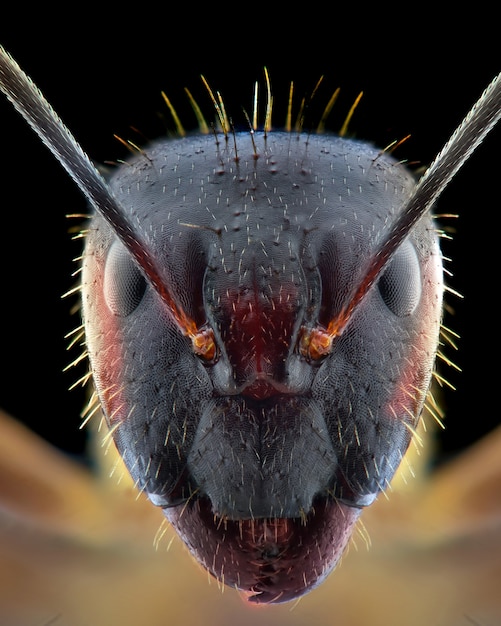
1,408 -> 500,626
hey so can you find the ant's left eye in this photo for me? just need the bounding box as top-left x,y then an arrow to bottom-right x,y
104,240 -> 147,317
378,238 -> 421,317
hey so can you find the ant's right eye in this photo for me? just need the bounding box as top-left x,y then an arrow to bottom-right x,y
378,238 -> 421,317
104,240 -> 147,317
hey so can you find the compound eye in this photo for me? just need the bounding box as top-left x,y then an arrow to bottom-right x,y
104,240 -> 147,317
378,238 -> 421,317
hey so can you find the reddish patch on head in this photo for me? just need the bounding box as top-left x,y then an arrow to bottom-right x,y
220,280 -> 301,398
166,497 -> 361,604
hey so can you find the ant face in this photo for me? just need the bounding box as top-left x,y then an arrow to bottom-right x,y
82,131 -> 442,601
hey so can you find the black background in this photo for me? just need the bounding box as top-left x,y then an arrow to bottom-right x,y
0,15 -> 499,468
